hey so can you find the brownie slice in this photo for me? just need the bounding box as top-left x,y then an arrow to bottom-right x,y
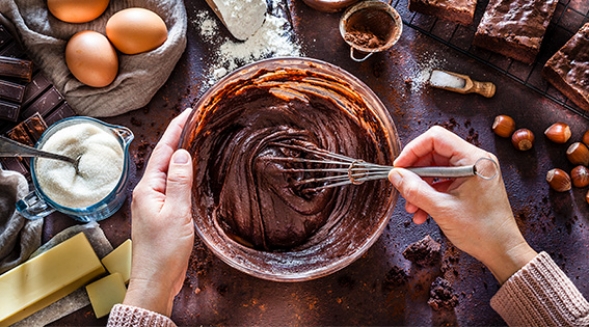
473,0 -> 558,64
408,0 -> 477,26
542,23 -> 589,111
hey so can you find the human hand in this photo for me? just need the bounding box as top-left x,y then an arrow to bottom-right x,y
388,126 -> 537,284
123,108 -> 194,316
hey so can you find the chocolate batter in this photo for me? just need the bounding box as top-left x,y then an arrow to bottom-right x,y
184,62 -> 397,253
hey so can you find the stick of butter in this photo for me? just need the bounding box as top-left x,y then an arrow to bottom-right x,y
0,232 -> 106,326
86,273 -> 127,319
101,239 -> 132,284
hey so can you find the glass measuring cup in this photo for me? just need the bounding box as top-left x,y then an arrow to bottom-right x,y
16,116 -> 134,222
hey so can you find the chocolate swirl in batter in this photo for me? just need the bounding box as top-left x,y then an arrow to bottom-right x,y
184,63 -> 397,252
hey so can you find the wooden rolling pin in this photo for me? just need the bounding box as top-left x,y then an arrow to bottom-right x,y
428,69 -> 496,98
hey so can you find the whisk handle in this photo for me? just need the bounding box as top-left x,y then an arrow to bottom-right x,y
406,165 -> 476,178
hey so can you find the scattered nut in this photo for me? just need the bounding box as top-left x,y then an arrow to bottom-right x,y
546,168 -> 571,192
586,189 -> 589,205
492,115 -> 516,138
571,165 -> 589,188
511,128 -> 534,151
582,130 -> 589,148
566,142 -> 589,166
544,122 -> 571,144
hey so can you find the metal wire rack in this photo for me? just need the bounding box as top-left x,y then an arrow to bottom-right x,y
391,0 -> 589,119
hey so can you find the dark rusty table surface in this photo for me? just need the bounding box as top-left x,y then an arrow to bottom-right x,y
43,0 -> 589,326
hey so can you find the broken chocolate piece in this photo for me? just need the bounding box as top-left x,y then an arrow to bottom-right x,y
0,55 -> 33,82
402,235 -> 442,267
0,79 -> 25,103
0,99 -> 20,122
428,277 -> 459,311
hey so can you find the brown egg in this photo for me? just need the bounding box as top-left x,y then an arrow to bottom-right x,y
65,31 -> 118,88
106,8 -> 168,55
47,0 -> 110,23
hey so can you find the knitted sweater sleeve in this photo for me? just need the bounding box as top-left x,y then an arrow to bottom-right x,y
106,304 -> 177,327
490,251 -> 589,326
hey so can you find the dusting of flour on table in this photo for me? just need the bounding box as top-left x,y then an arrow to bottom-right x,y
213,0 -> 267,41
35,123 -> 124,208
192,0 -> 302,85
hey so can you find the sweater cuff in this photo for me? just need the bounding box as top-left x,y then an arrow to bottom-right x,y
106,303 -> 177,327
490,251 -> 589,326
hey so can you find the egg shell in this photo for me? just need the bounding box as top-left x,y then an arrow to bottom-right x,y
106,8 -> 168,55
47,0 -> 110,23
65,31 -> 118,88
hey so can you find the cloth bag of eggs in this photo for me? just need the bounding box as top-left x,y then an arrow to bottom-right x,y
0,0 -> 186,117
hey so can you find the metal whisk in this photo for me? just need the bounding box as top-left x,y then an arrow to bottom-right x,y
266,142 -> 498,192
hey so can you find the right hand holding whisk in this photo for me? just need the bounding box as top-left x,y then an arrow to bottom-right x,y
388,126 -> 537,284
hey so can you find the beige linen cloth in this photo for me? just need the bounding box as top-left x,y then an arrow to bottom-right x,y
0,168 -> 42,275
0,0 -> 186,117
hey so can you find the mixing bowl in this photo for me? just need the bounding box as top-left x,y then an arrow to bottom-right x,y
180,57 -> 400,282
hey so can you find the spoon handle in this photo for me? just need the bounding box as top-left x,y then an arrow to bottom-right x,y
0,136 -> 77,164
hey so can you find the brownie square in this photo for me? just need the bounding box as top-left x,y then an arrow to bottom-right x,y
542,23 -> 589,111
473,0 -> 558,64
408,0 -> 477,26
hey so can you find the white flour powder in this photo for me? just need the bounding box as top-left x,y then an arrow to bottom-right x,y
35,123 -> 124,208
213,0 -> 267,41
192,0 -> 303,85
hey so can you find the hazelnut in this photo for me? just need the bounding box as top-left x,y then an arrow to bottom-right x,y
511,128 -> 534,151
566,142 -> 589,166
492,115 -> 516,138
544,122 -> 571,144
586,189 -> 589,205
546,168 -> 571,192
571,165 -> 589,188
582,130 -> 589,148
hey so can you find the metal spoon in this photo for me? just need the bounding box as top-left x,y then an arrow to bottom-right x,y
0,135 -> 79,169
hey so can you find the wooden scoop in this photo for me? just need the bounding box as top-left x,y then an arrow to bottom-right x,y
428,69 -> 496,98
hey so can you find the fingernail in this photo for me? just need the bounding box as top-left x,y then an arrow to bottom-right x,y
388,169 -> 402,186
173,150 -> 190,164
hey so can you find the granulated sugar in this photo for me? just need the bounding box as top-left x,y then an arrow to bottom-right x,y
192,0 -> 303,86
35,123 -> 124,208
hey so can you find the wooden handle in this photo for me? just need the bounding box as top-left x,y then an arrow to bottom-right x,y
470,80 -> 496,98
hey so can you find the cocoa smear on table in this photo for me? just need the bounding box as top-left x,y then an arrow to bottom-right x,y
344,24 -> 386,48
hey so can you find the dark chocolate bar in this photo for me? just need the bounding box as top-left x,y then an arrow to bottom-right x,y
21,86 -> 64,119
0,79 -> 25,103
22,73 -> 51,107
6,122 -> 32,146
0,55 -> 33,82
0,25 -> 13,49
0,157 -> 29,180
0,99 -> 20,122
45,102 -> 75,126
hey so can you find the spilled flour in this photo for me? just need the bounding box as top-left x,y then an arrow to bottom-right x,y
409,51 -> 447,94
192,0 -> 303,86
